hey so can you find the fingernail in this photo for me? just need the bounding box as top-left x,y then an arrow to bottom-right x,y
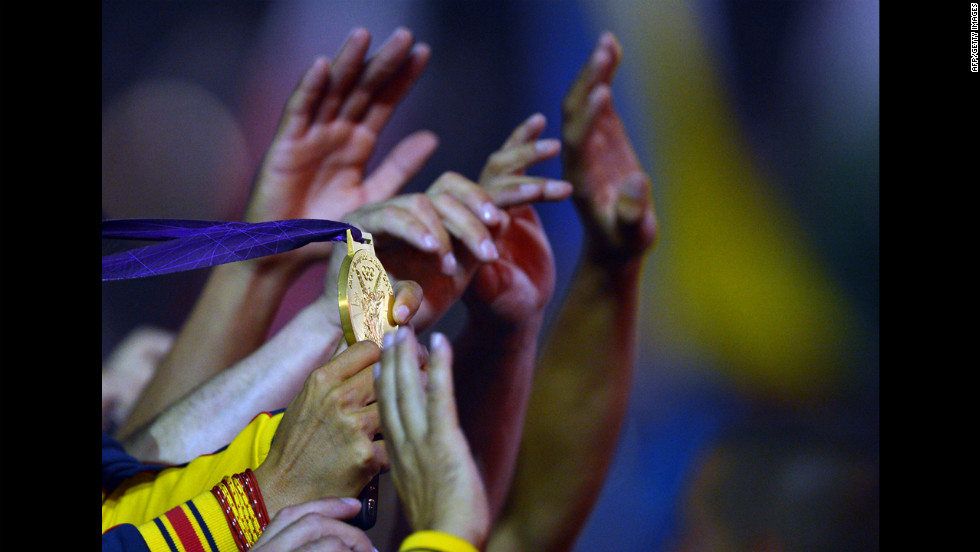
480,239 -> 499,261
382,332 -> 395,349
536,139 -> 560,155
422,234 -> 439,251
481,203 -> 499,224
431,332 -> 446,349
395,325 -> 410,341
592,46 -> 608,65
346,27 -> 367,42
622,174 -> 650,200
441,252 -> 457,275
545,180 -> 573,197
382,27 -> 409,47
341,497 -> 362,508
519,182 -> 540,196
394,304 -> 410,323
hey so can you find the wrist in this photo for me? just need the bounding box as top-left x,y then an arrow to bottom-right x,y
463,305 -> 545,338
252,460 -> 290,521
232,250 -> 310,288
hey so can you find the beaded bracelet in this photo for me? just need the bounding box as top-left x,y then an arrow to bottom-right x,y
236,469 -> 270,530
211,482 -> 249,552
224,476 -> 261,545
210,470 -> 271,551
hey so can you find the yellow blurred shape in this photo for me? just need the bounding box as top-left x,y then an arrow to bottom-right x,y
603,0 -> 857,397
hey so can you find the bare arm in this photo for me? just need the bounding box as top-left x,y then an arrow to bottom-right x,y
489,32 -> 659,552
434,113 -> 569,518
122,282 -> 424,465
118,27 -> 435,439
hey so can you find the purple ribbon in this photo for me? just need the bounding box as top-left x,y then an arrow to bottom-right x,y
102,219 -> 361,281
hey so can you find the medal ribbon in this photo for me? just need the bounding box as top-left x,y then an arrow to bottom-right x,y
102,218 -> 362,281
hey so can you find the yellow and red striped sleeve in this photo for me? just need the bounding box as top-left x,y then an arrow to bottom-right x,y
103,411 -> 282,532
133,490 -> 241,552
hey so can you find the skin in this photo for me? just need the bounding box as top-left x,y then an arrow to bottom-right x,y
250,498 -> 375,552
122,280 -> 423,464
117,30 -> 655,552
102,326 -> 174,433
121,112 -> 570,468
487,32 -> 659,552
118,27 -> 436,440
376,328 -> 491,550
254,341 -> 389,513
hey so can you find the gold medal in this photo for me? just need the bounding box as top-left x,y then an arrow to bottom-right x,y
338,230 -> 395,347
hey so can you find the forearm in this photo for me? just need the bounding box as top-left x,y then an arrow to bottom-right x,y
124,295 -> 344,464
103,416 -> 280,552
453,310 -> 544,520
490,253 -> 644,552
118,260 -> 301,439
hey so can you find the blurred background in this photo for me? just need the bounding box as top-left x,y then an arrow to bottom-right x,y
103,1 -> 878,550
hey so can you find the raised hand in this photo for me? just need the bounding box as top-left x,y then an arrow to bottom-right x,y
562,32 -> 658,258
115,28 -> 434,449
244,27 -> 437,272
376,327 -> 490,549
465,112 -> 569,325
487,33 -> 658,552
327,113 -> 571,331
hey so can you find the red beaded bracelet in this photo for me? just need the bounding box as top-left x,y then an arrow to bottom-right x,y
224,477 -> 260,546
211,482 -> 249,552
236,469 -> 270,531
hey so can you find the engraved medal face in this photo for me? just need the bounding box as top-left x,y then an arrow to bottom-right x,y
339,231 -> 395,348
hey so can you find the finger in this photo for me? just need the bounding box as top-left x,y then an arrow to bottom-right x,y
371,435 -> 390,473
614,172 -> 660,250
481,138 -> 560,183
361,42 -> 431,132
562,34 -> 620,146
391,279 -> 424,326
563,32 -> 621,118
257,498 -> 362,543
355,196 -> 457,276
362,130 -> 439,203
426,332 -> 459,434
291,535 -> 355,552
430,171 -> 503,227
316,27 -> 372,124
427,173 -> 499,261
338,27 -> 416,121
485,176 -> 574,208
353,202 -> 445,256
431,192 -> 498,263
392,326 -> 427,440
257,512 -> 374,552
314,340 -> 381,386
598,31 -> 624,83
501,112 -> 547,150
337,362 -> 380,407
376,331 -> 403,445
279,56 -> 331,136
564,82 -> 614,159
